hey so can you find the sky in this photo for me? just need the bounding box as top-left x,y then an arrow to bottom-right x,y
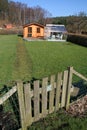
12,0 -> 87,17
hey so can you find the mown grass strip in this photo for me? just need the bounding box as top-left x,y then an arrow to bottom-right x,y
13,38 -> 32,82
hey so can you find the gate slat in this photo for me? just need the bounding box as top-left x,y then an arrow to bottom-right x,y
34,80 -> 40,121
55,72 -> 62,111
66,67 -> 73,109
61,70 -> 68,107
49,75 -> 55,113
42,77 -> 48,117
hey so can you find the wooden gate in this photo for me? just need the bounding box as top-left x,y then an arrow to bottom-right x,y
17,67 -> 73,130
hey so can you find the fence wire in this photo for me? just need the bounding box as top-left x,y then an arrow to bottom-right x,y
0,85 -> 21,130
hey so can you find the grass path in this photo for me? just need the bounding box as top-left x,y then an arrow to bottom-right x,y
13,38 -> 32,82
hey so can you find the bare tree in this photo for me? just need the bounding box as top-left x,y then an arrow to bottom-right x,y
0,0 -> 52,25
0,0 -> 9,20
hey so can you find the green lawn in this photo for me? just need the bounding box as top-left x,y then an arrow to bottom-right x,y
0,35 -> 87,86
0,35 -> 17,86
25,41 -> 87,79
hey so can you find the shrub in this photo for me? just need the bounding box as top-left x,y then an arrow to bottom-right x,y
0,28 -> 23,35
67,33 -> 87,47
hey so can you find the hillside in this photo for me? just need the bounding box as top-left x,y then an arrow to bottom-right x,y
52,15 -> 87,34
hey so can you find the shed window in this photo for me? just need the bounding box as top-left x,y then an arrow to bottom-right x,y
28,27 -> 32,33
28,34 -> 32,37
37,28 -> 40,33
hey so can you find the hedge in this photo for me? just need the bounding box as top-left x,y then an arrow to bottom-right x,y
67,33 -> 87,47
0,29 -> 23,35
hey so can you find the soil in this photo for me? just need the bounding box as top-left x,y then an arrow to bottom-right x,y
67,95 -> 87,117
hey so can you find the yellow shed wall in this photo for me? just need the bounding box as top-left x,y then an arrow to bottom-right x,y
23,27 -> 28,38
23,24 -> 44,38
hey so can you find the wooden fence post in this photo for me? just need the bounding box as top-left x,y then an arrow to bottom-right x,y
66,67 -> 73,109
24,83 -> 32,127
17,81 -> 27,130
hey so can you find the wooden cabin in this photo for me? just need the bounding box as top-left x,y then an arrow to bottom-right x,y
23,23 -> 44,38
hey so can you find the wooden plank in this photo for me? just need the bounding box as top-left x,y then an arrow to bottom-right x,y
0,86 -> 17,105
61,70 -> 68,107
42,77 -> 48,117
24,83 -> 33,127
49,75 -> 55,113
66,67 -> 73,109
17,81 -> 27,130
55,72 -> 62,111
34,80 -> 40,122
73,69 -> 87,81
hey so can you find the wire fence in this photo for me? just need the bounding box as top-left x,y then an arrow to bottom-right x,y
0,85 -> 21,130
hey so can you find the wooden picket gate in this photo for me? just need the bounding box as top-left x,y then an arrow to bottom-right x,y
0,67 -> 87,130
17,67 -> 73,130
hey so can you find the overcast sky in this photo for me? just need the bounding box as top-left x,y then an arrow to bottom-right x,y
12,0 -> 87,17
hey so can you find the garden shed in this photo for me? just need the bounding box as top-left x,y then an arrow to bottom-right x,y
23,23 -> 44,38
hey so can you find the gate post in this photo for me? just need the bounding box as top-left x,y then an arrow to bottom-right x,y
66,67 -> 73,109
17,81 -> 27,130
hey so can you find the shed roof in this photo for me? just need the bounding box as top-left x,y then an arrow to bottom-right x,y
23,23 -> 44,28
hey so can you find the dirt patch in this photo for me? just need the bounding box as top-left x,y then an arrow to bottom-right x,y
67,95 -> 87,117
